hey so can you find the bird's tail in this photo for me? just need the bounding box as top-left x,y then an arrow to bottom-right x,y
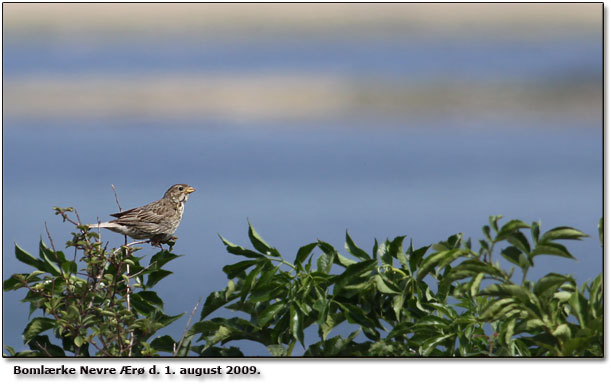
88,222 -> 121,230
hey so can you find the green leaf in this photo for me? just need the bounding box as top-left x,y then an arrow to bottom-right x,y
540,226 -> 587,243
392,293 -> 405,322
496,219 -> 530,241
421,334 -> 455,356
24,317 -> 55,342
320,312 -> 344,341
61,261 -> 77,275
562,336 -> 598,356
304,330 -> 360,356
4,346 -> 16,356
146,270 -> 173,288
332,260 -> 377,293
554,291 -> 572,302
15,243 -> 46,271
335,253 -> 357,267
39,239 -> 67,262
482,225 -> 492,240
372,239 -> 379,261
500,246 -> 532,270
209,325 -> 233,345
26,335 -> 65,356
598,218 -> 603,246
135,291 -> 164,309
316,249 -> 333,274
534,273 -> 573,298
552,324 -> 571,340
418,249 -> 467,280
267,344 -> 288,357
251,264 -> 279,292
388,235 -> 407,266
505,231 -> 531,254
197,345 -> 244,357
200,290 -> 235,320
489,215 -> 503,232
241,262 -> 266,301
294,243 -> 317,269
336,302 -> 378,331
257,302 -> 286,327
3,274 -> 27,291
470,272 -> 485,297
248,221 -> 281,257
320,240 -> 354,269
569,291 -> 588,328
408,243 -> 429,273
222,259 -> 259,279
479,298 -> 517,320
345,231 -> 370,260
218,235 -> 265,259
150,250 -> 181,269
374,275 -> 399,294
531,242 -> 575,259
130,293 -> 157,315
290,304 -> 305,346
74,336 -> 84,348
478,283 -> 532,303
531,220 -> 541,244
380,240 -> 393,266
150,335 -> 176,353
414,315 -> 451,328
38,241 -> 66,278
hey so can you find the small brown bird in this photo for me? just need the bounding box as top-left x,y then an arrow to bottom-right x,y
89,184 -> 196,244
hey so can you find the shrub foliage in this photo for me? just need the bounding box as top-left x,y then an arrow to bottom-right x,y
4,210 -> 603,357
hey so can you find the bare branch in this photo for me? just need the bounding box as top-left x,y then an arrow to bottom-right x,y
34,341 -> 52,357
109,186 -> 136,356
126,262 -> 135,357
44,222 -> 58,256
111,184 -> 123,212
173,297 -> 202,357
74,208 -> 83,226
110,184 -> 128,245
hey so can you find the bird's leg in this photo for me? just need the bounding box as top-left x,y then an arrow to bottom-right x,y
124,240 -> 151,248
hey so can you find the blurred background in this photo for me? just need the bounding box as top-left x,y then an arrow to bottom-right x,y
2,3 -> 602,355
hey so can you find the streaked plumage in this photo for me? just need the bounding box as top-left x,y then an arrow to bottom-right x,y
89,184 -> 195,243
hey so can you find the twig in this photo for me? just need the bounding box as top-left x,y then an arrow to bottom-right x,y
34,341 -> 52,357
44,222 -> 58,256
126,267 -> 134,357
126,261 -> 157,279
95,217 -> 102,243
111,184 -> 123,212
173,297 -> 202,357
88,339 -> 112,357
109,240 -> 150,258
111,184 -> 128,246
111,185 -> 136,356
74,208 -> 83,226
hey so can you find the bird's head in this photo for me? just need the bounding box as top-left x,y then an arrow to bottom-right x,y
164,184 -> 196,203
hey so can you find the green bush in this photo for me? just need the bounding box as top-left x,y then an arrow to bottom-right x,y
3,207 -> 184,357
4,210 -> 603,357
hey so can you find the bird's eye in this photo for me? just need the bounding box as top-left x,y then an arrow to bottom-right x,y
179,186 -> 184,191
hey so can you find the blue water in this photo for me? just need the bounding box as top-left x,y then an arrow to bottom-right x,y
3,36 -> 601,83
2,29 -> 602,355
3,118 -> 602,355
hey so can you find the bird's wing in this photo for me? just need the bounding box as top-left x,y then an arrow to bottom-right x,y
109,207 -> 138,219
110,200 -> 168,225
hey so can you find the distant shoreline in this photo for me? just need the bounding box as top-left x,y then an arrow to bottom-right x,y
3,3 -> 599,39
4,73 -> 600,123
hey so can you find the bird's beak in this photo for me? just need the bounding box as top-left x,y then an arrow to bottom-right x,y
186,186 -> 196,194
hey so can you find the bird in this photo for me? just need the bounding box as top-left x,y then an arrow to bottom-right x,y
89,184 -> 196,245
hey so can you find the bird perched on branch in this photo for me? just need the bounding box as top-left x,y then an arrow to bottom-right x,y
89,184 -> 196,245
